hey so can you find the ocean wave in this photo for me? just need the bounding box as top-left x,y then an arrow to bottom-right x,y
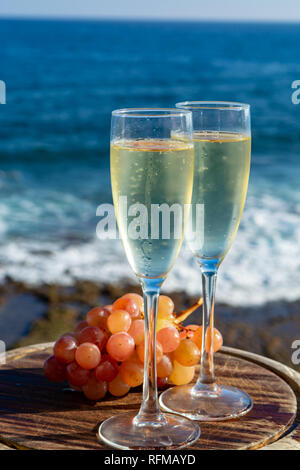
1,20 -> 300,308
0,191 -> 300,307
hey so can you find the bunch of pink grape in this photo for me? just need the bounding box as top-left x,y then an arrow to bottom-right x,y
44,293 -> 223,401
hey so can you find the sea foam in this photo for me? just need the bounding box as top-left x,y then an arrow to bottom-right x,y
1,190 -> 300,307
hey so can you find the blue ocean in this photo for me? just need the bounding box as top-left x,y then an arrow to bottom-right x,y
1,19 -> 300,306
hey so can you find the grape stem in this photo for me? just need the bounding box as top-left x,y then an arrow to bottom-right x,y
133,277 -> 166,427
174,297 -> 203,324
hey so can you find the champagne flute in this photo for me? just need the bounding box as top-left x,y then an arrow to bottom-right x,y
160,102 -> 252,421
98,108 -> 200,449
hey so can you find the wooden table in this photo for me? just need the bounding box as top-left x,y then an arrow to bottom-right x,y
0,343 -> 299,450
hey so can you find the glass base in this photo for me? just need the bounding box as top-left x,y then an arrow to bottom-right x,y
98,411 -> 200,450
159,383 -> 253,421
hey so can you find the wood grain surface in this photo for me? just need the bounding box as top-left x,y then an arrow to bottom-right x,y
221,346 -> 300,450
0,343 -> 298,450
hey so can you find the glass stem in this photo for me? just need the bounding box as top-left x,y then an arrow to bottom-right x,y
193,263 -> 219,395
134,277 -> 166,427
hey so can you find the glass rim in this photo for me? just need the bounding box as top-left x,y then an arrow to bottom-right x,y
176,101 -> 250,111
112,108 -> 192,118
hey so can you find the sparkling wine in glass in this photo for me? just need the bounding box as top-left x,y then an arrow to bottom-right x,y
98,108 -> 200,449
160,102 -> 253,421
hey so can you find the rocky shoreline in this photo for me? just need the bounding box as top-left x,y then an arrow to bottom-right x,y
0,278 -> 299,372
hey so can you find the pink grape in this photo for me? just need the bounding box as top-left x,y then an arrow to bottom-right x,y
191,326 -> 223,353
107,309 -> 132,334
156,326 -> 180,353
106,332 -> 135,362
121,293 -> 144,313
74,321 -> 88,338
44,355 -> 66,382
157,377 -> 169,389
75,342 -> 101,369
86,307 -> 110,331
157,354 -> 173,378
119,360 -> 144,387
169,360 -> 195,385
82,374 -> 107,401
137,340 -> 163,364
54,335 -> 78,364
95,355 -> 118,382
78,326 -> 107,351
173,339 -> 200,367
128,319 -> 145,345
108,373 -> 130,397
66,361 -> 90,386
112,297 -> 140,319
158,295 -> 174,317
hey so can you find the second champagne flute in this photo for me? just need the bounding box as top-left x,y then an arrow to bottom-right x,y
99,108 -> 200,449
160,101 -> 253,421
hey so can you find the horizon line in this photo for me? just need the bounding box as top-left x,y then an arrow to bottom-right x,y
0,15 -> 300,24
